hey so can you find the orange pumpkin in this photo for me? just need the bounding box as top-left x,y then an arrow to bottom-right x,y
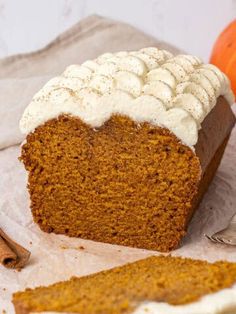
210,19 -> 236,96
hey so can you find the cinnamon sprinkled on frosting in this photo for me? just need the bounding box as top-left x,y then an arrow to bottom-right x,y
20,47 -> 235,147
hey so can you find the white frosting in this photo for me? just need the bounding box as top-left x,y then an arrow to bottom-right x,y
133,285 -> 236,314
20,47 -> 235,148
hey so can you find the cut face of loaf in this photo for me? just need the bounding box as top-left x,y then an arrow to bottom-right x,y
20,96 -> 235,252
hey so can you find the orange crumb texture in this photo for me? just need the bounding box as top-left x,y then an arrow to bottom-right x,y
13,255 -> 236,314
21,115 -> 202,252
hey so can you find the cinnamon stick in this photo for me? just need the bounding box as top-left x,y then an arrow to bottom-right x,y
0,228 -> 30,270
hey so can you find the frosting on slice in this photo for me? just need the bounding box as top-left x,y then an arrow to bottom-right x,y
196,68 -> 221,96
63,65 -> 92,80
114,71 -> 143,97
161,50 -> 174,60
178,54 -> 202,66
201,64 -> 228,90
45,77 -> 83,93
162,62 -> 187,82
89,75 -> 114,94
188,72 -> 216,107
168,56 -> 195,73
96,62 -> 118,77
143,81 -> 173,104
176,82 -> 211,112
127,95 -> 166,122
160,108 -> 198,145
172,93 -> 205,122
130,51 -> 160,70
141,47 -> 166,63
146,68 -> 176,88
117,56 -> 147,76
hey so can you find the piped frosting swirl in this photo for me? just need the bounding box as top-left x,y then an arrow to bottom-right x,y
20,47 -> 235,148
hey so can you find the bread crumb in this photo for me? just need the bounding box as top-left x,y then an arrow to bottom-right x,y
21,114 -> 203,252
77,246 -> 85,250
60,245 -> 68,250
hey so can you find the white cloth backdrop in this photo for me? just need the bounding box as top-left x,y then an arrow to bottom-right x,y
0,15 -> 235,314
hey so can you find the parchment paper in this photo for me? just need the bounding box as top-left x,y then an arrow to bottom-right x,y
0,15 -> 235,314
